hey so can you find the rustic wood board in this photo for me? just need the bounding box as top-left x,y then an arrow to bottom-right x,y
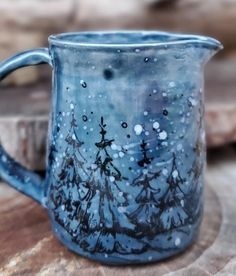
0,82 -> 50,171
76,0 -> 236,52
205,61 -> 236,147
0,149 -> 236,275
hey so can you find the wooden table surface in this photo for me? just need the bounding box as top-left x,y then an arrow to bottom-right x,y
0,148 -> 236,276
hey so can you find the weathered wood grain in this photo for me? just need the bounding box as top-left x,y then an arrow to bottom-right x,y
76,0 -> 236,52
0,0 -> 76,85
205,60 -> 236,147
0,83 -> 50,171
1,149 -> 234,275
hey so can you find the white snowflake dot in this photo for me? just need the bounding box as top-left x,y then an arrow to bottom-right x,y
143,169 -> 148,175
169,81 -> 176,88
175,237 -> 181,246
144,111 -> 148,116
134,124 -> 143,135
109,176 -> 115,182
159,130 -> 167,140
188,97 -> 197,106
153,121 -> 160,129
70,103 -> 74,110
119,152 -> 125,158
1,155 -> 7,163
111,143 -> 117,150
172,170 -> 178,178
130,157 -> 135,162
162,169 -> 168,176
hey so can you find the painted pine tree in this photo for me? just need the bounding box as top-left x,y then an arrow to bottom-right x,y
129,140 -> 161,237
50,112 -> 90,236
185,115 -> 205,225
48,144 -> 58,167
77,117 -> 145,254
158,154 -> 189,231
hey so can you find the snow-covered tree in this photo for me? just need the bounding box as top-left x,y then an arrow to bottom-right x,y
185,124 -> 204,225
76,117 -> 145,254
158,154 -> 188,231
50,113 -> 90,236
129,140 -> 161,237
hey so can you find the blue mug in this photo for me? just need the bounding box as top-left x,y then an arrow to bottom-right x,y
0,31 -> 222,265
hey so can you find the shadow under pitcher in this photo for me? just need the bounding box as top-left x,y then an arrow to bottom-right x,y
0,31 -> 222,265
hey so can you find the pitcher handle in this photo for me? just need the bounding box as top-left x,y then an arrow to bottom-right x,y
0,48 -> 52,205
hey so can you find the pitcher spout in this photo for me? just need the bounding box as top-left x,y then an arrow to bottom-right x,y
193,35 -> 223,64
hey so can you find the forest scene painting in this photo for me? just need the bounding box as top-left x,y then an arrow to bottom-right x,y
49,105 -> 203,256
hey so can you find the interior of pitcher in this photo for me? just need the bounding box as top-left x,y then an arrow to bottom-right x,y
49,31 -> 222,49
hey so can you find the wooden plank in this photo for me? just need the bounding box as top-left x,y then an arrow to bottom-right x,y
0,0 -> 75,85
0,83 -> 50,171
205,60 -> 236,147
0,149 -> 235,275
76,0 -> 236,51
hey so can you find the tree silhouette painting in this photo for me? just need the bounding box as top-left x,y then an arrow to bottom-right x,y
185,127 -> 204,225
76,117 -> 145,254
130,140 -> 161,237
49,111 -> 199,256
50,113 -> 91,236
158,154 -> 188,232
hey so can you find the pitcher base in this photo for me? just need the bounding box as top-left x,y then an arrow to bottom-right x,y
52,220 -> 201,265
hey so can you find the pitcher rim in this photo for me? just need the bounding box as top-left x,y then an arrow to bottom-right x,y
49,30 -> 223,50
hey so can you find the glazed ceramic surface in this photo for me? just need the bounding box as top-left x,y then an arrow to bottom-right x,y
0,31 -> 222,265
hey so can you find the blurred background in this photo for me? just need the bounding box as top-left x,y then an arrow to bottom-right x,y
0,0 -> 236,171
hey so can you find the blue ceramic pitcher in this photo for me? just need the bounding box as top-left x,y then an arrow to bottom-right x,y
0,31 -> 222,265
